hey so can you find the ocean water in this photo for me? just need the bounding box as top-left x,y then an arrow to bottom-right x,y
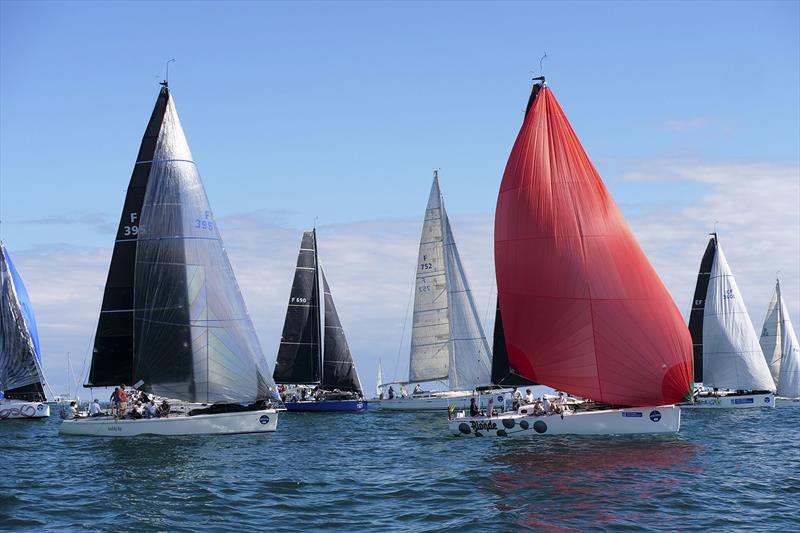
1,406 -> 798,531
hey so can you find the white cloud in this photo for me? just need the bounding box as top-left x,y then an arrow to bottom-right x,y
8,159 -> 799,397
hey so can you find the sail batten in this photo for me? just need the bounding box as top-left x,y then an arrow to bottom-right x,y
494,84 -> 693,406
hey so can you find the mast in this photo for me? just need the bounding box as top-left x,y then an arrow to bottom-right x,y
314,228 -> 324,384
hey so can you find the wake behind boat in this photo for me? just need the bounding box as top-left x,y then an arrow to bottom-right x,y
0,242 -> 51,420
60,82 -> 277,437
683,234 -> 776,409
450,78 -> 693,437
273,230 -> 367,413
381,171 -> 493,411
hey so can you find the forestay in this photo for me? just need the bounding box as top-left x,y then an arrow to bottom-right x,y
702,242 -> 775,391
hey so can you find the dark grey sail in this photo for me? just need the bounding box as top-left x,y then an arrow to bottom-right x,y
88,86 -> 169,387
320,266 -> 362,393
273,231 -> 322,385
1,243 -> 47,401
490,299 -> 536,387
688,234 -> 717,384
88,84 -> 274,404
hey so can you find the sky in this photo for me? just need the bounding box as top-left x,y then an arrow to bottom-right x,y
1,1 -> 798,397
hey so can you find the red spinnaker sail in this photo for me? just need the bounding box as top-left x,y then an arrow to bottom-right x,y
494,85 -> 692,406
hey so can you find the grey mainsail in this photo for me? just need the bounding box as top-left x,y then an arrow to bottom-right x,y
407,171 -> 492,389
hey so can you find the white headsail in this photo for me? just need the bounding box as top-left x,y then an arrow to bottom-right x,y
408,172 -> 492,389
702,243 -> 775,391
761,280 -> 800,398
759,281 -> 783,383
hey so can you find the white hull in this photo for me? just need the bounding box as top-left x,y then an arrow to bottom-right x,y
449,405 -> 681,437
59,409 -> 278,436
380,391 -> 474,411
0,399 -> 50,420
776,397 -> 800,408
682,392 -> 775,409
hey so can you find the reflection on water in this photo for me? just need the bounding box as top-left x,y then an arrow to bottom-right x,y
484,437 -> 701,530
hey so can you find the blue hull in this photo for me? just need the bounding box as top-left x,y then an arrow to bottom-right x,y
283,400 -> 368,412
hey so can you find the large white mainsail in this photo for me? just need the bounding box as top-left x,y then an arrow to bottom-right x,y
702,242 -> 775,391
761,279 -> 800,397
407,171 -> 491,390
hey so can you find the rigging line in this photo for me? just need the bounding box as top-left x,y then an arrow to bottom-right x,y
483,276 -> 495,337
392,265 -> 418,384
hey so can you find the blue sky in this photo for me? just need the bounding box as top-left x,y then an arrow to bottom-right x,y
1,1 -> 798,394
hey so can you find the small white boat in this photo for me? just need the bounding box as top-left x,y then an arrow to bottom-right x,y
450,79 -> 693,437
682,391 -> 774,409
61,81 -> 279,437
60,409 -> 277,436
685,235 -> 777,408
0,398 -> 50,419
449,405 -> 681,437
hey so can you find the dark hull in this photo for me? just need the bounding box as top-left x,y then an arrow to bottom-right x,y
283,400 -> 367,412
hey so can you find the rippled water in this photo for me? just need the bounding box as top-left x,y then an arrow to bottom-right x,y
2,407 -> 798,531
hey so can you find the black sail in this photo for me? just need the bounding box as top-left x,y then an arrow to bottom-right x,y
87,87 -> 169,387
688,234 -> 717,384
273,231 -> 322,385
321,267 -> 362,393
491,298 -> 536,387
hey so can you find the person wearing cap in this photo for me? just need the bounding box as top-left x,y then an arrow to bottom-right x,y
542,395 -> 553,415
89,398 -> 102,417
554,391 -> 568,414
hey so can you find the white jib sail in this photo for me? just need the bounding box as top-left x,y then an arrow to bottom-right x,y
702,243 -> 775,391
776,286 -> 800,398
408,174 -> 451,383
759,280 -> 783,383
376,359 -> 384,397
441,208 -> 492,390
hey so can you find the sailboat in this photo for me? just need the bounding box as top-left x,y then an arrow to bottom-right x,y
0,242 -> 51,420
60,82 -> 278,436
449,78 -> 693,437
273,229 -> 367,412
381,171 -> 493,411
684,234 -> 776,409
760,278 -> 800,405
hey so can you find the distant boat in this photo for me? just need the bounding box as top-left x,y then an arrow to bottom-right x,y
685,234 -> 776,409
274,229 -> 367,412
381,171 -> 493,411
450,78 -> 692,437
0,242 -> 50,419
60,82 -> 278,436
760,278 -> 800,403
